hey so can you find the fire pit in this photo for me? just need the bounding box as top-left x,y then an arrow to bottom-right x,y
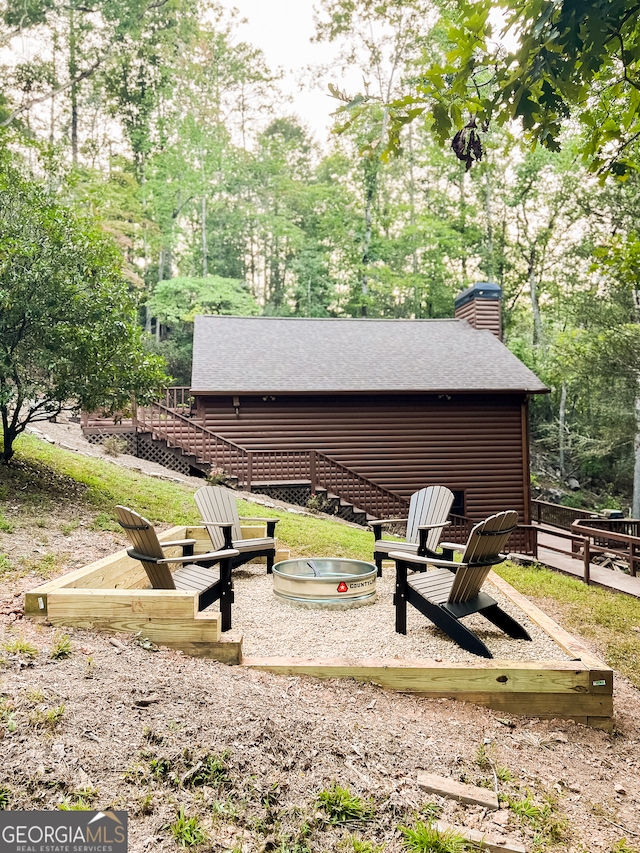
272,558 -> 377,609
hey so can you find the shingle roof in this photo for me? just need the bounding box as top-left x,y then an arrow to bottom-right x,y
191,316 -> 548,394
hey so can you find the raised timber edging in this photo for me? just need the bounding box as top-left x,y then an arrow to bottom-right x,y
24,539 -> 613,729
24,525 -> 242,664
243,570 -> 614,732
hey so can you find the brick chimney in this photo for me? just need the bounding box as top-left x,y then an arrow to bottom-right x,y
454,281 -> 502,339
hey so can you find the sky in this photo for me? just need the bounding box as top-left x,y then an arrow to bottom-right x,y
213,2 -> 515,144
216,0 -> 352,141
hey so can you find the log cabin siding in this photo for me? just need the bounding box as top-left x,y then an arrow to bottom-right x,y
195,392 -> 529,526
455,299 -> 502,339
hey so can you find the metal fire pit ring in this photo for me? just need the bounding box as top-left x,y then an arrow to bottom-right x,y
272,558 -> 377,609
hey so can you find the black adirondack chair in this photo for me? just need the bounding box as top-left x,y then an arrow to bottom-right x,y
115,505 -> 238,631
389,510 -> 531,658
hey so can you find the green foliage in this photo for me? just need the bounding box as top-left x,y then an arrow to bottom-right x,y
28,703 -> 66,731
0,511 -> 14,532
346,839 -> 385,853
91,512 -> 120,532
507,791 -> 567,848
0,165 -> 168,463
496,766 -> 513,783
102,436 -> 128,457
3,636 -> 38,658
306,493 -> 337,515
206,468 -> 231,487
148,276 -> 259,325
610,840 -> 639,853
185,752 -> 231,789
0,786 -> 10,809
58,789 -> 98,811
19,552 -> 58,578
149,757 -> 172,780
0,698 -> 17,735
167,806 -> 208,848
387,0 -> 640,175
399,820 -> 477,852
49,633 -> 72,660
137,792 -> 154,816
316,783 -> 374,824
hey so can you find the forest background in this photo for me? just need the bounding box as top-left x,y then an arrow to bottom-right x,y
2,0 -> 640,512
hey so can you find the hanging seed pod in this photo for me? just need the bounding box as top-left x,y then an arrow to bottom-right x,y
451,118 -> 484,171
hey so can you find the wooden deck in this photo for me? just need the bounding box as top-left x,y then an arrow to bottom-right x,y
516,526 -> 640,599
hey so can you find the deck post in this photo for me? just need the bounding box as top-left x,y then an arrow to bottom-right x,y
583,537 -> 591,584
246,452 -> 253,491
309,450 -> 316,493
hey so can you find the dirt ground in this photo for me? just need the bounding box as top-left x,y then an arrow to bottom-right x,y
1,426 -> 640,852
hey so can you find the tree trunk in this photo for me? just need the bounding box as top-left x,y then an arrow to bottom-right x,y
633,289 -> 640,517
558,380 -> 567,479
634,391 -> 640,518
69,4 -> 78,167
361,175 -> 373,316
485,166 -> 494,281
458,173 -> 468,282
528,245 -> 543,345
1,408 -> 17,464
360,106 -> 390,317
407,123 -> 420,316
201,194 -> 208,278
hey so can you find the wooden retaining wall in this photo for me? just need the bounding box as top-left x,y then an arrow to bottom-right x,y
24,534 -> 613,730
244,573 -> 613,731
24,525 -> 243,664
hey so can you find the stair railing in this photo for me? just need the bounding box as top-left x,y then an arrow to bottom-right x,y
162,386 -> 192,410
311,450 -> 407,519
135,402 -> 409,519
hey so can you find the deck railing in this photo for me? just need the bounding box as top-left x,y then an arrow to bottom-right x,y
519,524 -> 592,581
135,402 -> 410,520
573,517 -> 640,538
571,519 -> 640,577
531,499 -> 603,530
162,386 -> 192,410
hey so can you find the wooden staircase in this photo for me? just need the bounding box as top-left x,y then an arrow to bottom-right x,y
134,401 -> 410,522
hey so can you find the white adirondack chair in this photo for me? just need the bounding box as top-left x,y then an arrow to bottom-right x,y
194,486 -> 279,573
371,486 -> 454,576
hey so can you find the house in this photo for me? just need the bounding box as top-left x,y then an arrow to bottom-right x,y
188,284 -> 547,546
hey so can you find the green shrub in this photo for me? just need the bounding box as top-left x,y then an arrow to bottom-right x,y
167,807 -> 207,848
399,821 -> 477,852
316,783 -> 374,824
50,633 -> 72,660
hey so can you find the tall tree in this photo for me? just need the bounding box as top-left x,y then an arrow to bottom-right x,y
0,164 -> 167,463
315,0 -> 439,314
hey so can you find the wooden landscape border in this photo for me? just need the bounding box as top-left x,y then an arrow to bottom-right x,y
24,528 -> 613,730
24,525 -> 243,664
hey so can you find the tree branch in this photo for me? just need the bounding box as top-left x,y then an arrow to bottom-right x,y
0,56 -> 104,127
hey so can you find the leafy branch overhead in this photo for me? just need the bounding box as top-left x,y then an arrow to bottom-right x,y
382,0 -> 640,175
